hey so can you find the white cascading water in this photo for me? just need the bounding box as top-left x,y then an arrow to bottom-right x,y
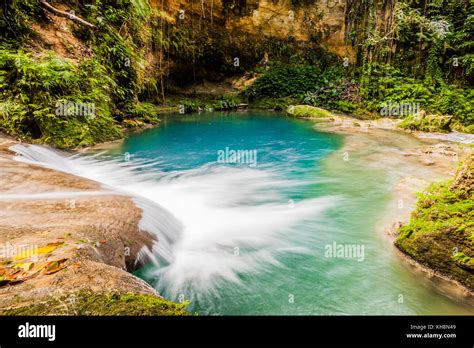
10,144 -> 336,301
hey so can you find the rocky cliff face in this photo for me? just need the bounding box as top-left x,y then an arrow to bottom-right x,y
147,0 -> 396,84
166,0 -> 352,55
220,0 -> 352,59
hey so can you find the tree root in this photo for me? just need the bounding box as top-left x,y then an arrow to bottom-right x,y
38,0 -> 96,29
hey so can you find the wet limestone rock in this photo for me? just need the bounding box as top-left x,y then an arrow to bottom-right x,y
0,136 -> 186,315
395,154 -> 474,292
286,105 -> 334,118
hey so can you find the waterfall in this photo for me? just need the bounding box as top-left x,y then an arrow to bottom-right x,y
10,144 -> 336,304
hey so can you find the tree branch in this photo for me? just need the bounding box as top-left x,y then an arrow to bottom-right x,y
38,0 -> 96,29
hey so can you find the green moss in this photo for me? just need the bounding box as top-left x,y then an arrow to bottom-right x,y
398,114 -> 453,133
451,122 -> 474,135
286,105 -> 334,119
2,291 -> 189,316
395,173 -> 474,290
80,292 -> 189,316
452,252 -> 474,271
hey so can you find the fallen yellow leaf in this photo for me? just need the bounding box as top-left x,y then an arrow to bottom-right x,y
14,242 -> 64,260
43,259 -> 67,275
15,262 -> 34,271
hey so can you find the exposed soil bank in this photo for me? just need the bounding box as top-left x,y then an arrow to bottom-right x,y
0,136 -> 187,315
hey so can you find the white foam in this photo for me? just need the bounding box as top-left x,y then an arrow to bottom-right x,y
10,144 -> 335,300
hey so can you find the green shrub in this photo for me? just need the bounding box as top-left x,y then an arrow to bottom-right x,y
125,102 -> 160,124
361,71 -> 473,126
209,94 -> 241,110
244,63 -> 344,101
248,97 -> 296,110
0,0 -> 44,44
178,95 -> 243,113
431,87 -> 474,126
0,48 -> 120,148
2,291 -> 189,316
